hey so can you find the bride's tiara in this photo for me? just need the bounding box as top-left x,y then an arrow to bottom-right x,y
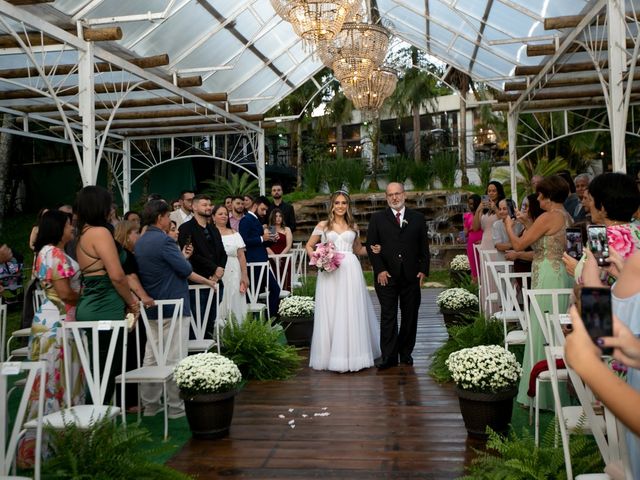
333,188 -> 350,198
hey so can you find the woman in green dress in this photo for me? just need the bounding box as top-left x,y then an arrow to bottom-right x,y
75,186 -> 139,400
505,175 -> 573,409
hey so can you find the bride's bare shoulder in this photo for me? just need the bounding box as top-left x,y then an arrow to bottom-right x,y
316,220 -> 328,229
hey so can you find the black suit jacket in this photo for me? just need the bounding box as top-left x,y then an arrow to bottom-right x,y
239,213 -> 269,263
366,207 -> 430,282
266,200 -> 297,232
178,218 -> 227,278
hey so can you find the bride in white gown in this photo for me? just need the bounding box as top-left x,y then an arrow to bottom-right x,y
306,190 -> 381,372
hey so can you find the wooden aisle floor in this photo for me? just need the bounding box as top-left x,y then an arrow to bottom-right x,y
168,289 -> 481,479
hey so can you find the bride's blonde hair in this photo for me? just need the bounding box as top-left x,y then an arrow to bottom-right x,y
327,190 -> 357,231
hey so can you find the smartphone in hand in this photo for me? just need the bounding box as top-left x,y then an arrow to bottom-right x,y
565,227 -> 583,260
505,199 -> 517,219
580,286 -> 613,355
587,225 -> 609,266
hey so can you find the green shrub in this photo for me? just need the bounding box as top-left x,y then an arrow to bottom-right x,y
303,161 -> 325,193
478,159 -> 493,187
42,417 -> 191,479
386,156 -> 412,183
428,313 -> 504,383
409,161 -> 434,190
221,316 -> 302,380
201,172 -> 259,200
432,150 -> 458,189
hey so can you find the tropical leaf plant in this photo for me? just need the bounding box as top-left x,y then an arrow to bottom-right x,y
201,171 -> 259,200
409,161 -> 434,190
432,150 -> 459,189
493,155 -> 570,198
386,156 -> 412,183
478,159 -> 493,187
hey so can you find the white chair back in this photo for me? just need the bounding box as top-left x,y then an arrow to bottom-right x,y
291,245 -> 308,288
526,288 -> 573,347
268,253 -> 293,296
0,303 -> 6,362
63,320 -> 128,410
486,260 -> 514,312
188,284 -> 220,353
32,287 -> 46,314
479,248 -> 499,314
0,361 -> 46,479
500,271 -> 531,332
246,261 -> 270,318
138,299 -> 184,367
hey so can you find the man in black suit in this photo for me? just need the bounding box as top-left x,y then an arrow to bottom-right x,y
367,182 -> 429,369
178,194 -> 227,336
239,196 -> 281,317
266,182 -> 296,232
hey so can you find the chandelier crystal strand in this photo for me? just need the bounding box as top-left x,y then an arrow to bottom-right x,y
343,66 -> 397,115
287,0 -> 360,48
270,0 -> 294,19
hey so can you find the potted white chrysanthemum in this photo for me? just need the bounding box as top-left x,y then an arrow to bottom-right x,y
173,352 -> 242,439
446,345 -> 522,437
436,288 -> 479,328
449,254 -> 471,286
277,295 -> 315,347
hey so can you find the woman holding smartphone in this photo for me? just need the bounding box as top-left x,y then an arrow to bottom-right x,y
504,175 -> 573,410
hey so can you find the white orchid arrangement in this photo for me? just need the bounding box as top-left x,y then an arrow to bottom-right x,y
436,288 -> 478,311
174,352 -> 242,396
450,254 -> 471,271
278,295 -> 315,318
446,345 -> 522,393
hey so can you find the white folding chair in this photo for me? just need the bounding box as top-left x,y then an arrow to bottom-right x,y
486,260 -> 514,320
479,248 -> 499,315
246,261 -> 269,320
0,303 -> 6,362
6,288 -> 46,361
267,253 -> 293,299
291,244 -> 308,289
116,299 -> 183,441
187,284 -> 220,354
498,271 -> 531,351
526,288 -> 573,445
1,361 -> 46,480
25,320 -> 128,430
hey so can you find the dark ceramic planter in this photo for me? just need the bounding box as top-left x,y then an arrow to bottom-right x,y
440,308 -> 476,329
181,389 -> 237,439
279,315 -> 314,347
456,386 -> 517,438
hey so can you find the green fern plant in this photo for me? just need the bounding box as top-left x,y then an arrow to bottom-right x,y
408,161 -> 434,190
221,316 -> 302,380
201,172 -> 259,200
432,150 -> 458,189
42,416 -> 192,479
386,156 -> 412,183
478,159 -> 493,187
428,313 -> 504,383
462,424 -> 604,479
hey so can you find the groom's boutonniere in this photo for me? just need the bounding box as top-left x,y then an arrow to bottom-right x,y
401,219 -> 409,228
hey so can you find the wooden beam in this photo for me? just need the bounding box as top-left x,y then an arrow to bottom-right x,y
11,92 -> 230,114
496,84 -> 640,102
527,39 -> 635,57
104,113 -> 264,129
0,27 -> 122,48
7,0 -> 54,4
491,95 -> 640,111
514,60 -> 607,76
51,123 -> 249,137
0,76 -> 204,100
0,54 -> 169,79
544,12 -> 640,30
504,71 -> 640,91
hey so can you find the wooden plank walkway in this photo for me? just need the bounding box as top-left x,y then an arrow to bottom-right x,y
168,289 -> 480,479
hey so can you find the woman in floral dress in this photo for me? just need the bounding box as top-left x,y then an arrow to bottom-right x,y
18,210 -> 85,466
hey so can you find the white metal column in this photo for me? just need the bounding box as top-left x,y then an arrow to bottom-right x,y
257,130 -> 266,195
607,0 -> 627,173
507,109 -> 519,205
78,36 -> 97,185
123,138 -> 131,212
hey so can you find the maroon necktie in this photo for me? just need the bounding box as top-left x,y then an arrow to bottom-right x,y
395,211 -> 401,225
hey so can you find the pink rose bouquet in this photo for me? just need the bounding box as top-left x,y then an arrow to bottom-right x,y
309,241 -> 344,272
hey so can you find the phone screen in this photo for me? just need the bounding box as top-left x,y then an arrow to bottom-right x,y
565,227 -> 583,259
506,199 -> 516,219
580,287 -> 613,355
587,225 -> 609,266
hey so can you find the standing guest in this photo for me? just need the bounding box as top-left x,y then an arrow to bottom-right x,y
243,194 -> 254,213
107,203 -> 120,229
74,186 -> 139,400
18,211 -> 84,467
178,194 -> 227,335
504,175 -> 573,409
168,220 -> 179,242
239,196 -> 281,317
229,195 -> 245,231
267,208 -> 294,291
212,205 -> 249,323
306,190 -> 381,372
492,199 -> 524,260
559,170 -> 586,222
123,211 -> 141,229
170,190 -> 195,228
135,200 -> 218,418
267,182 -> 297,232
367,182 -> 430,369
171,199 -> 181,211
29,208 -> 49,251
521,175 -> 544,211
224,196 -> 233,213
57,204 -> 73,214
574,173 -> 591,201
463,194 -> 482,281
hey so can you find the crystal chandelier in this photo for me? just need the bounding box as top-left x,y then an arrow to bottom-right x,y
342,66 -> 397,114
276,0 -> 360,46
317,22 -> 390,87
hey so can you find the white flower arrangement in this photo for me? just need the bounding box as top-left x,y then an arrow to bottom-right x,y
173,352 -> 242,396
436,288 -> 479,311
450,254 -> 471,271
446,345 -> 522,393
278,295 -> 315,318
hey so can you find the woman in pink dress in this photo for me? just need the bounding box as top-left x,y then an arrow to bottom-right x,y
464,194 -> 483,281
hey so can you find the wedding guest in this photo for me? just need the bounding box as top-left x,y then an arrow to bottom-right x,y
170,190 -> 195,228
123,211 -> 141,229
267,182 -> 297,232
29,207 -> 48,251
559,170 -> 585,222
463,194 -> 482,282
229,195 -> 245,231
224,196 -> 233,213
574,173 -> 591,201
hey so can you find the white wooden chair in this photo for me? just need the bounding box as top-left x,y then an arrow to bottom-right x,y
25,320 -> 128,430
1,361 -> 46,480
267,253 -> 293,299
479,248 -> 499,315
116,299 -> 183,441
291,244 -> 308,289
486,260 -> 515,322
526,288 -> 573,445
6,288 -> 46,361
0,303 -> 6,362
246,262 -> 269,320
498,271 -> 530,351
187,284 -> 220,354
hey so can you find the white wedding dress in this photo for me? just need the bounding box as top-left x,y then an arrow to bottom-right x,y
309,229 -> 381,372
220,232 -> 248,323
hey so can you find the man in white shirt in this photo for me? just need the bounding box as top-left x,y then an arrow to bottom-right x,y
169,190 -> 195,228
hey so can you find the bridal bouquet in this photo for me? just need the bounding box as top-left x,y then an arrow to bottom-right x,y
309,241 -> 344,272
